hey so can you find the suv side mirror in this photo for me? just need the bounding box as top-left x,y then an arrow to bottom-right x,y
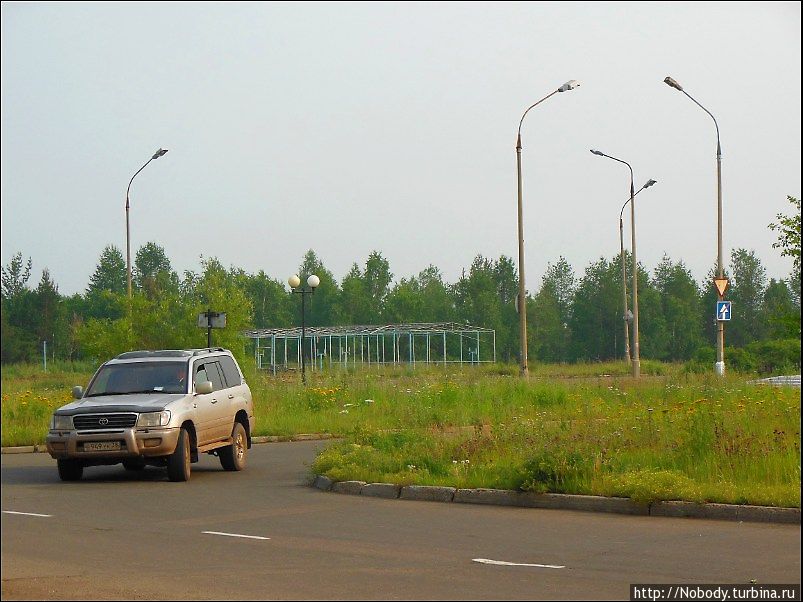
72,386 -> 83,399
195,380 -> 213,395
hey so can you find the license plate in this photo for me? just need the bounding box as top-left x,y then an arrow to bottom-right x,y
84,441 -> 121,452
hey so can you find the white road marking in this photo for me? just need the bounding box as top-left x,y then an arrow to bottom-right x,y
472,558 -> 565,569
2,511 -> 53,518
202,531 -> 270,540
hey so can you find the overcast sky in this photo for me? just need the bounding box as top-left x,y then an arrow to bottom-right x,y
2,2 -> 800,297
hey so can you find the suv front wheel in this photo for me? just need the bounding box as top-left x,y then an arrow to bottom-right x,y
219,422 -> 247,471
167,427 -> 192,482
57,459 -> 83,481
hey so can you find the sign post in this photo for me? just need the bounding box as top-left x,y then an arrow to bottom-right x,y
197,309 -> 227,348
712,277 -> 730,376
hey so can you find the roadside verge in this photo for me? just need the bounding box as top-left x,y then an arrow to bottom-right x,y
311,475 -> 801,525
5,438 -> 797,525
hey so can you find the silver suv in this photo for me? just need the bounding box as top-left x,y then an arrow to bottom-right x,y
46,348 -> 255,482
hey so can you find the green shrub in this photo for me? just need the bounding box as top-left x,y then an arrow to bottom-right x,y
601,469 -> 704,504
640,360 -> 669,376
518,450 -> 591,493
727,347 -> 758,374
684,346 -> 716,373
745,339 -> 801,375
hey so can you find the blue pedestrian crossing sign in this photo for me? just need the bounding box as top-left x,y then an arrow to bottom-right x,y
716,301 -> 732,321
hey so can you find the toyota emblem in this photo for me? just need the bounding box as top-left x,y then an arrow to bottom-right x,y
99,417 -> 109,425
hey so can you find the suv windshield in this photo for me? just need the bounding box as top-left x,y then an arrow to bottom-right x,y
85,362 -> 189,397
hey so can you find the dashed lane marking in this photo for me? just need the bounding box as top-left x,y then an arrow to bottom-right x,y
202,531 -> 270,540
473,558 -> 565,569
3,511 -> 53,518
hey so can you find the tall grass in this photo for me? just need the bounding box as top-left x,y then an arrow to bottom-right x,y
2,361 -> 799,507
300,368 -> 800,507
1,361 -> 98,446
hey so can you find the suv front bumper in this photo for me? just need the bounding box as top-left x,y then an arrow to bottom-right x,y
46,427 -> 181,460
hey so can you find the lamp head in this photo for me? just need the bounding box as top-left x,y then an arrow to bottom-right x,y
558,80 -> 580,92
590,149 -> 604,156
664,76 -> 683,91
288,275 -> 301,289
152,148 -> 168,160
307,274 -> 320,289
644,179 -> 658,188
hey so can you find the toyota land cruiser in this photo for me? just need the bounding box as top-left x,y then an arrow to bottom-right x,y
46,348 -> 255,482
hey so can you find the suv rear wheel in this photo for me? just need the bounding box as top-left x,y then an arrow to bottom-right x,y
167,428 -> 191,482
57,459 -> 83,481
219,422 -> 247,471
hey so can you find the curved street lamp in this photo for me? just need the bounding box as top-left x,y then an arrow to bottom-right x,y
126,148 -> 168,298
664,76 -> 726,376
289,273 -> 320,384
515,79 -> 579,378
617,178 -> 658,365
590,149 -> 642,377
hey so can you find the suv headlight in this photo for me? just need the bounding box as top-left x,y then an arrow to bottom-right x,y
50,414 -> 73,430
136,410 -> 171,427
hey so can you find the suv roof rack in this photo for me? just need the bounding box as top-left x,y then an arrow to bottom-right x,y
115,350 -> 193,360
113,348 -> 228,360
191,347 -> 227,356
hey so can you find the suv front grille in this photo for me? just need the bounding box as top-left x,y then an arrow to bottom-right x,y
73,413 -> 138,430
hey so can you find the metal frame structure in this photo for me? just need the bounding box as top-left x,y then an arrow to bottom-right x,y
245,322 -> 496,375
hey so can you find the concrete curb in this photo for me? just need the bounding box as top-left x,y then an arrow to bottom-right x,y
314,476 -> 801,524
400,485 -> 456,503
251,434 -> 335,444
331,480 -> 367,495
1,434 -> 337,455
1,445 -> 49,454
362,483 -> 401,499
313,475 -> 334,491
2,446 -> 37,454
452,488 -> 646,514
651,501 -> 800,524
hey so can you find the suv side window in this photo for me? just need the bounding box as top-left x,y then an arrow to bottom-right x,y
196,361 -> 226,392
208,362 -> 226,391
218,356 -> 242,387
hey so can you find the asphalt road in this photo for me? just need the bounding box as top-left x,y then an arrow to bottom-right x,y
2,441 -> 800,600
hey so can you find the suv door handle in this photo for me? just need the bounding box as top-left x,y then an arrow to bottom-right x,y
211,398 -> 218,404
228,394 -> 234,399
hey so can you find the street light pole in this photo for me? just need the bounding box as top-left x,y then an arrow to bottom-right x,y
289,274 -> 320,384
618,205 -> 631,365
301,291 -> 307,381
515,79 -> 579,378
664,76 -> 725,376
617,179 -> 658,366
591,149 -> 641,377
126,148 -> 168,298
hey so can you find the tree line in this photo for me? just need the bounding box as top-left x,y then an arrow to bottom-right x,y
2,197 -> 800,370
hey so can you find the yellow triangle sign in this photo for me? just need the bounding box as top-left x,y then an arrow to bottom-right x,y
714,277 -> 729,298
